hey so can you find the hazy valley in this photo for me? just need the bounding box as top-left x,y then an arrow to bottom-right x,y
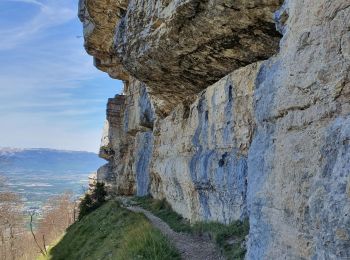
0,148 -> 105,210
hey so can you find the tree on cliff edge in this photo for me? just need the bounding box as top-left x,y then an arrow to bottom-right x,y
79,182 -> 107,220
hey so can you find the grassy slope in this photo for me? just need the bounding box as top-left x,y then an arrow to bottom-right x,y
133,197 -> 249,260
133,197 -> 192,233
42,201 -> 180,260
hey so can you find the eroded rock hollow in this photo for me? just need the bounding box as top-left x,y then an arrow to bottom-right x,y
79,0 -> 350,258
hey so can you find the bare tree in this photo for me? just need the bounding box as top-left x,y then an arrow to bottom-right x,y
0,181 -> 24,260
29,212 -> 46,257
0,176 -> 78,259
35,192 -> 77,250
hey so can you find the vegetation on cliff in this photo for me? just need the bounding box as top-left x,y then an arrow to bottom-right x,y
78,182 -> 107,220
133,197 -> 249,260
44,201 -> 180,260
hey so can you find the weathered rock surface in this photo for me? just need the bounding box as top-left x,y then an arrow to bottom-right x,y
80,0 -> 350,258
150,62 -> 261,222
78,0 -> 129,80
97,80 -> 155,196
116,0 -> 283,114
98,94 -> 136,194
79,0 -> 283,114
246,1 -> 350,258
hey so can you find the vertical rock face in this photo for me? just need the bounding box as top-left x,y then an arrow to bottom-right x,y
98,80 -> 155,196
150,62 -> 261,222
247,1 -> 350,258
79,0 -> 350,258
98,94 -> 136,195
135,131 -> 154,196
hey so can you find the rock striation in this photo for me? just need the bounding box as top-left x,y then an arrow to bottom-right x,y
80,0 -> 350,258
97,79 -> 155,196
149,62 -> 261,222
115,0 -> 283,114
79,0 -> 283,114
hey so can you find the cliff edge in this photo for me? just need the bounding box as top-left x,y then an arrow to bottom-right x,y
79,0 -> 350,258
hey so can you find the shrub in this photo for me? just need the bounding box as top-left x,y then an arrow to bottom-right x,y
91,182 -> 107,205
78,194 -> 93,220
78,182 -> 107,220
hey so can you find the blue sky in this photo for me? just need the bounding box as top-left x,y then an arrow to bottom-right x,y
0,0 -> 123,152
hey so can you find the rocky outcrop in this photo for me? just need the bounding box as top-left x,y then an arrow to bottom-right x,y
246,1 -> 350,258
150,62 -> 261,222
98,94 -> 136,194
78,0 -> 129,80
79,0 -> 283,114
80,0 -> 350,258
116,0 -> 283,114
97,80 -> 155,196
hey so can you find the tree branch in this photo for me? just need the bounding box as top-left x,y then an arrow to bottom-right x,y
29,212 -> 46,256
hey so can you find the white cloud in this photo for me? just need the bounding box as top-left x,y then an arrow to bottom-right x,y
0,0 -> 123,152
10,0 -> 44,6
0,0 -> 77,50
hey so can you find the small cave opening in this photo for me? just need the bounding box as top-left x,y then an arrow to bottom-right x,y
228,85 -> 233,102
218,152 -> 229,167
183,103 -> 191,119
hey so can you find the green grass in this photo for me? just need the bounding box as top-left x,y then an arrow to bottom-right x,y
191,220 -> 249,259
133,196 -> 192,233
133,196 -> 249,260
42,200 -> 180,260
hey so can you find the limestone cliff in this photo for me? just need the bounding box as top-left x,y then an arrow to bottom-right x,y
79,0 -> 350,258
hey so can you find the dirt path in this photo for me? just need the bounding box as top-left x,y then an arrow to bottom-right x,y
127,205 -> 225,260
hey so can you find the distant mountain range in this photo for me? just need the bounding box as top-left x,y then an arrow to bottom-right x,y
0,147 -> 105,210
0,147 -> 104,172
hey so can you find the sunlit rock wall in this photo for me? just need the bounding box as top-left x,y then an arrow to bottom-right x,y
115,0 -> 283,114
124,79 -> 155,196
97,94 -> 136,195
97,79 -> 155,196
246,1 -> 350,258
150,62 -> 261,223
80,0 -> 350,258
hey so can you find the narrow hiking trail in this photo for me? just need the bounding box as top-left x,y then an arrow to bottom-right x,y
126,205 -> 225,260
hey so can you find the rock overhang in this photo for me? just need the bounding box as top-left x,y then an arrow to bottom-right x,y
79,0 -> 284,114
78,0 -> 130,80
